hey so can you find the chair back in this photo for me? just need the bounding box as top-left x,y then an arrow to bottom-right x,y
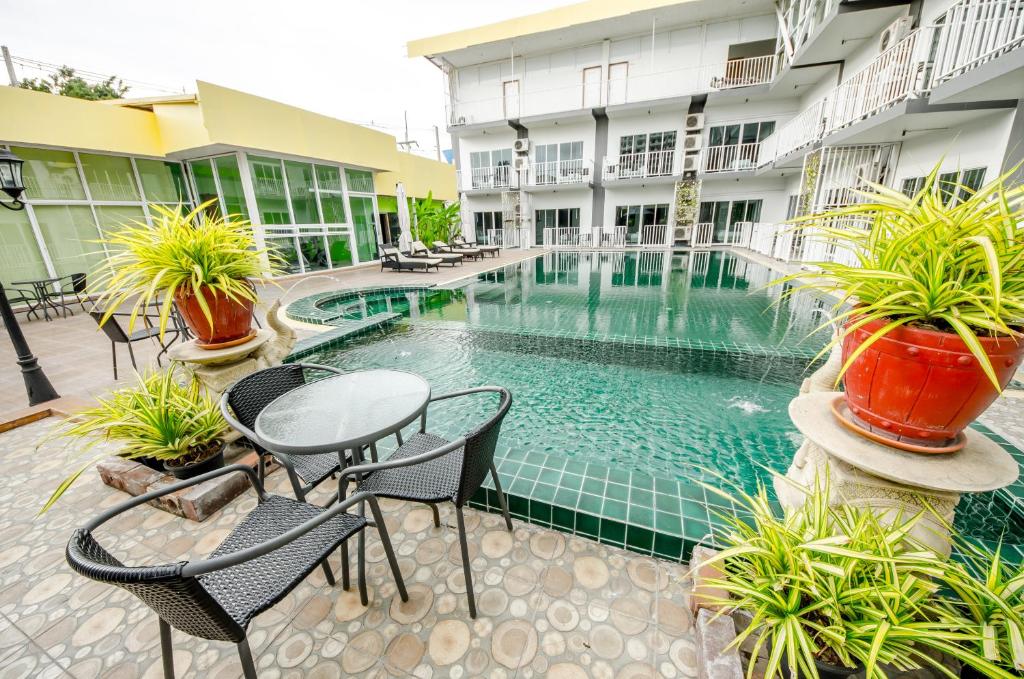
224,364 -> 310,453
432,241 -> 449,251
90,311 -> 130,344
453,236 -> 468,245
380,247 -> 400,261
455,387 -> 513,506
410,241 -> 428,255
66,528 -> 245,642
68,272 -> 87,293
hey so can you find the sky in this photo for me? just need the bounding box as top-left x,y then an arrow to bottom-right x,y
1,0 -> 571,159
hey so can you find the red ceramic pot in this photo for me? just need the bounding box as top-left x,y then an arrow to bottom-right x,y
841,316 -> 1023,444
174,284 -> 254,347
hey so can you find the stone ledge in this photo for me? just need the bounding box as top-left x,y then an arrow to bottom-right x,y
690,544 -> 729,613
697,608 -> 743,679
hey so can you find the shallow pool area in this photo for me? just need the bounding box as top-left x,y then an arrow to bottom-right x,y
290,250 -> 1024,560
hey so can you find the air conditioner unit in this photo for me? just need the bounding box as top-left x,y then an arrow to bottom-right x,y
513,138 -> 530,153
512,156 -> 529,171
684,134 -> 702,151
685,113 -> 705,131
879,16 -> 913,52
683,155 -> 700,172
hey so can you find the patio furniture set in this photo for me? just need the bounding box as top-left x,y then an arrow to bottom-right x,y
379,237 -> 499,273
8,272 -> 88,321
65,362 -> 513,679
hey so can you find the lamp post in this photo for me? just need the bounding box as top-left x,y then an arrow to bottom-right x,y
0,148 -> 59,406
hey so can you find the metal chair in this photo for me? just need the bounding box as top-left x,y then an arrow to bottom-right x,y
56,272 -> 88,313
65,465 -> 407,679
89,310 -> 173,379
338,386 -> 513,618
4,286 -> 39,320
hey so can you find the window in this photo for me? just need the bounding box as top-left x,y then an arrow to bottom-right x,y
908,168 -> 985,205
698,199 -> 762,242
79,153 -> 140,202
316,165 -> 347,223
214,157 -> 248,218
344,169 -> 374,193
0,207 -> 47,287
248,156 -> 290,224
708,121 -> 775,147
615,203 -> 669,244
469,149 -> 513,188
14,147 -> 85,200
349,196 -> 378,262
285,161 -> 320,224
900,176 -> 925,198
534,141 -> 584,184
535,208 -> 580,243
618,132 -> 676,176
34,205 -> 106,277
474,210 -> 504,242
136,159 -> 189,204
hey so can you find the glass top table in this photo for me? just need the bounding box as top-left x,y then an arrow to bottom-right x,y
254,369 -> 431,456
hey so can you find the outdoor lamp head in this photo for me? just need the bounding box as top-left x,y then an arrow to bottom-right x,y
0,148 -> 26,210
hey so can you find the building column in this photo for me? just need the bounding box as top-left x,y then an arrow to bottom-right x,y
235,150 -> 271,272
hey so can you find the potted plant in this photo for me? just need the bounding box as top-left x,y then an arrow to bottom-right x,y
779,165 -> 1024,449
43,369 -> 229,513
91,201 -> 278,348
693,477 -> 1008,678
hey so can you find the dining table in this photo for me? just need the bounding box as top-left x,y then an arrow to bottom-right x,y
12,275 -> 68,321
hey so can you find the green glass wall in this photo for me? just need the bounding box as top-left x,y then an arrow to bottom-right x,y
345,169 -> 374,193
80,153 -> 140,201
188,159 -> 219,209
349,196 -> 377,261
33,205 -> 105,277
136,159 -> 189,204
214,156 -> 249,218
14,147 -> 85,200
249,155 -> 290,225
0,208 -> 47,287
285,161 -> 320,224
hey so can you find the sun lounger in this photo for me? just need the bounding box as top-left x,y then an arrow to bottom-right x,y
433,240 -> 483,261
454,236 -> 499,257
410,240 -> 462,267
380,246 -> 442,272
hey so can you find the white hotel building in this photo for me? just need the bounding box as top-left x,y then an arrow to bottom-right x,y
408,0 -> 1024,259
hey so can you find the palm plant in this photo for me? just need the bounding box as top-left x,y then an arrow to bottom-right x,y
412,191 -> 462,245
775,164 -> 1024,388
43,369 -> 228,513
90,201 -> 278,340
694,476 -> 1013,679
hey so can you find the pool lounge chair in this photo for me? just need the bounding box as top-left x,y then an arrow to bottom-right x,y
433,240 -> 483,261
410,240 -> 462,267
380,246 -> 442,272
454,236 -> 499,257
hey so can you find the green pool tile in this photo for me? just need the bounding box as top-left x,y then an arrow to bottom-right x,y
655,477 -> 679,495
655,493 -> 681,513
563,460 -> 588,476
608,469 -> 631,485
656,511 -> 683,535
603,499 -> 628,521
554,487 -> 579,508
630,473 -> 655,491
631,488 -> 654,507
552,506 -> 574,531
628,504 -> 655,527
577,493 -> 603,515
654,533 -> 684,561
508,494 -> 529,518
539,468 -> 562,486
518,465 -> 541,481
682,500 -> 710,522
533,483 -> 557,502
684,520 -> 712,543
529,500 -> 552,525
509,477 -> 535,496
560,473 -> 583,491
626,525 -> 655,553
679,482 -> 705,502
583,477 -> 606,495
525,451 -> 547,466
605,482 -> 629,502
576,512 -> 600,538
600,518 -> 627,545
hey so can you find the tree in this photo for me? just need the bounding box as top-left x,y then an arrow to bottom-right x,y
19,66 -> 129,101
412,191 -> 462,244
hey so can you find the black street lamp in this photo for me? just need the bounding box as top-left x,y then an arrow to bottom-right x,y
0,148 -> 59,406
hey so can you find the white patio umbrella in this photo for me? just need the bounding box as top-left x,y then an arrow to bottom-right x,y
396,182 -> 412,250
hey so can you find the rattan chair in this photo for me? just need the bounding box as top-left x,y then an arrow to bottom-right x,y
65,464 -> 407,679
338,386 -> 513,618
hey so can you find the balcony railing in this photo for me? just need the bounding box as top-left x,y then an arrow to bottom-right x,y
486,227 -> 528,248
931,0 -> 1024,85
637,225 -> 671,247
710,55 -> 777,89
528,159 -> 591,186
460,165 -> 513,191
692,223 -> 714,248
602,150 -> 679,181
702,143 -> 761,173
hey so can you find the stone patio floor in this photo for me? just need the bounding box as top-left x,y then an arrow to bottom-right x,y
0,417 -> 699,679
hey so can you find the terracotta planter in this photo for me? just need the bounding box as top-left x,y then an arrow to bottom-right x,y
175,284 -> 254,347
841,316 -> 1023,446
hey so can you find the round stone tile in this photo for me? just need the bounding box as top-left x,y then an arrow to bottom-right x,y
491,619 -> 538,669
548,662 -> 588,679
390,584 -> 433,624
385,632 -> 424,673
610,598 -> 649,635
428,619 -> 470,665
478,588 -> 509,617
403,508 -> 435,534
276,631 -> 314,668
589,624 -> 624,660
481,530 -> 513,559
71,607 -> 125,646
572,556 -> 609,590
541,566 -> 573,597
546,600 -> 581,632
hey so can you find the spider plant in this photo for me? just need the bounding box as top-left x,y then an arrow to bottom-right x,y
940,539 -> 1024,672
42,368 -> 228,513
90,200 -> 279,340
774,163 -> 1024,389
693,475 -> 1013,679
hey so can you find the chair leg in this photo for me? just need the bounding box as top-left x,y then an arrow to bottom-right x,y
237,637 -> 257,679
368,495 -> 408,601
158,617 -> 174,679
340,542 -> 351,590
111,342 -> 118,380
455,506 -> 477,618
358,523 -> 368,606
489,462 -> 513,532
430,503 -> 441,528
127,341 -> 138,372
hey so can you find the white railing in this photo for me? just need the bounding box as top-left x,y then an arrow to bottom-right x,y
824,29 -> 927,134
692,223 -> 714,248
725,221 -> 755,247
702,143 -> 761,173
461,165 -> 513,191
748,222 -> 780,256
772,229 -> 796,261
638,225 -> 671,247
528,159 -> 591,186
710,55 -> 777,89
775,99 -> 827,159
931,0 -> 1024,84
543,227 -> 584,248
254,176 -> 284,197
603,150 -> 679,181
540,226 -> 635,248
782,0 -> 841,57
486,228 -> 524,248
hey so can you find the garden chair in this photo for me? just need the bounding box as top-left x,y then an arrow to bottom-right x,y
89,310 -> 173,379
433,240 -> 483,261
57,272 -> 89,312
379,246 -> 442,272
337,386 -> 513,618
4,286 -> 39,321
410,240 -> 462,267
455,235 -> 499,257
66,464 -> 407,679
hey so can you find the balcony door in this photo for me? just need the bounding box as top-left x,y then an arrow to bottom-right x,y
535,142 -> 584,184
607,62 -> 628,105
699,199 -> 762,242
503,80 -> 520,119
582,66 -> 602,108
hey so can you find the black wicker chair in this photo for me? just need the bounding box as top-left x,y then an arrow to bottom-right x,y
338,386 -> 513,618
65,464 -> 407,679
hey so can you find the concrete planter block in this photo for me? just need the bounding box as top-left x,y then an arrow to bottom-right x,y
690,544 -> 729,613
696,608 -> 743,679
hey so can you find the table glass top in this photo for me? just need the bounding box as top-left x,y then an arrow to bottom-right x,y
255,369 -> 431,452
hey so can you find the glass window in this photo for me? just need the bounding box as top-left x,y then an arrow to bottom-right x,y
94,205 -> 147,242
901,176 -> 924,198
12,147 -> 85,200
248,156 -> 291,225
214,156 -> 249,219
285,161 -> 320,224
345,169 -> 374,193
266,237 -> 301,274
79,153 -> 140,201
315,165 -> 343,192
327,234 -> 354,268
349,196 -> 377,261
189,159 -> 219,209
298,235 -> 329,272
959,167 -> 985,201
320,193 -> 347,224
32,205 -> 105,277
0,208 -> 47,287
938,171 -> 959,204
136,159 -> 189,204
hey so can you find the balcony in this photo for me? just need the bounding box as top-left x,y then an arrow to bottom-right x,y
709,55 -> 776,90
602,150 -> 680,183
526,159 -> 592,188
701,143 -> 761,174
458,165 -> 513,192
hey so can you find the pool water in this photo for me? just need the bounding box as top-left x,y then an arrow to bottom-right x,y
299,250 -> 1024,557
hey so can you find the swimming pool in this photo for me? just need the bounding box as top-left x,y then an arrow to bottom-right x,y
290,250 -> 1024,560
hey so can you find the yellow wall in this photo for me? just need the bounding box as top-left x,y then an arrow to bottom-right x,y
151,103 -> 211,155
0,86 -> 165,157
375,152 -> 457,201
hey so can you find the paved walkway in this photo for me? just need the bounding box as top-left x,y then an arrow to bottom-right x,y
0,417 -> 698,678
0,249 -> 541,419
